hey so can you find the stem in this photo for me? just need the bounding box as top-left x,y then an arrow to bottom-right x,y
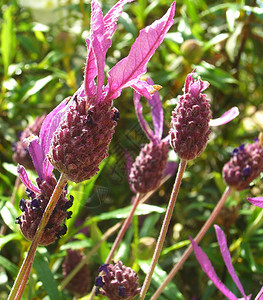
8,173 -> 68,300
59,221 -> 122,290
105,193 -> 142,264
139,159 -> 188,300
150,186 -> 232,300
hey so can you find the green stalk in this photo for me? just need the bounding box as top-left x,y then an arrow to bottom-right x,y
139,159 -> 188,300
151,186 -> 232,300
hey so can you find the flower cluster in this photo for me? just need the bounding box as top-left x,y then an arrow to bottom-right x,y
95,261 -> 140,300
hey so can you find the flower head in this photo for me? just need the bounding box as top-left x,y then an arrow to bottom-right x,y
95,260 -> 140,300
62,249 -> 90,297
170,70 -> 239,161
223,136 -> 263,191
16,99 -> 73,245
48,0 -> 176,183
191,225 -> 263,300
127,78 -> 174,193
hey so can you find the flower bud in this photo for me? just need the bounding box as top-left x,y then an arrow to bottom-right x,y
129,141 -> 169,193
223,139 -> 263,191
62,249 -> 90,296
13,115 -> 45,170
180,39 -> 203,64
16,175 -> 73,245
95,261 -> 140,300
170,73 -> 211,161
48,97 -> 119,183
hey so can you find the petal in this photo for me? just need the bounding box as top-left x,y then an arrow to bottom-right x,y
27,136 -> 45,181
106,2 -> 175,101
84,39 -> 97,100
146,78 -> 163,141
210,107 -> 239,127
133,91 -> 155,143
39,97 -> 68,158
190,237 -> 239,300
215,225 -> 248,299
17,164 -> 40,194
131,79 -> 155,99
247,197 -> 263,208
162,161 -> 178,178
104,0 -> 134,39
255,287 -> 263,300
90,0 -> 106,101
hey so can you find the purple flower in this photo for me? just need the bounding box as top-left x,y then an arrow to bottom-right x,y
170,70 -> 239,161
127,78 -> 176,193
47,0 -> 176,183
190,225 -> 263,300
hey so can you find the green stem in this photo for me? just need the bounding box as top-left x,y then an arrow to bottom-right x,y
139,159 -> 188,300
150,186 -> 232,300
8,173 -> 68,300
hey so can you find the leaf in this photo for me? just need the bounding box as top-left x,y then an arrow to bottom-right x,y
0,233 -> 21,250
60,239 -> 93,251
139,261 -> 185,300
34,250 -> 61,300
225,22 -> 243,63
0,255 -> 18,277
0,201 -> 19,232
90,222 -> 109,262
1,5 -> 16,78
84,204 -> 166,226
20,75 -> 54,102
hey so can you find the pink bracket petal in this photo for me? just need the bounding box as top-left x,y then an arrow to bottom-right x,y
210,107 -> 239,127
215,225 -> 248,300
106,2 -> 175,101
190,237 -> 239,300
17,164 -> 40,194
247,197 -> 263,208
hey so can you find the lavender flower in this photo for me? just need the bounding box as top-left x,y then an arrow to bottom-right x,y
191,225 -> 263,300
62,249 -> 90,297
16,99 -> 73,245
48,0 -> 176,183
13,115 -> 45,170
170,70 -> 239,161
95,260 -> 140,300
223,137 -> 263,191
126,78 -> 175,193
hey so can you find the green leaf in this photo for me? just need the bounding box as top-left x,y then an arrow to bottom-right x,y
20,75 -> 54,102
90,223 -> 109,262
34,250 -> 61,300
0,255 -> 18,277
0,201 -> 19,232
84,204 -> 165,226
1,5 -> 16,78
0,233 -> 21,249
60,238 -> 93,251
225,22 -> 243,63
139,261 -> 185,300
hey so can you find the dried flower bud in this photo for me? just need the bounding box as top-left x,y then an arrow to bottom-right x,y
170,73 -> 211,161
223,139 -> 263,191
95,261 -> 140,300
129,141 -> 169,194
16,175 -> 73,245
48,97 -> 119,183
13,115 -> 45,170
62,249 -> 90,296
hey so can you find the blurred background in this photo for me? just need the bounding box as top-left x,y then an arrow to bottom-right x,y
1,0 -> 263,299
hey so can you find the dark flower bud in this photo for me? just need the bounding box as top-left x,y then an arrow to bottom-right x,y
223,138 -> 263,191
95,260 -> 140,300
12,115 -> 45,170
62,249 -> 90,297
129,141 -> 169,193
17,175 -> 74,245
170,73 -> 211,161
48,98 -> 119,183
